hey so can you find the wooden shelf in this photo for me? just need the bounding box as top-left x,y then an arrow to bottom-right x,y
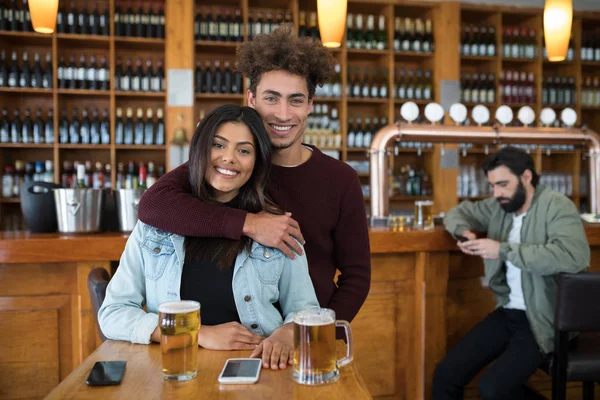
195,40 -> 240,48
0,30 -> 52,45
313,97 -> 343,102
582,106 -> 600,111
115,145 -> 167,150
57,89 -> 110,96
581,61 -> 600,67
543,60 -> 577,66
115,91 -> 166,97
394,51 -> 434,59
114,36 -> 166,50
196,93 -> 244,100
363,195 -> 434,202
0,143 -> 54,149
58,144 -> 111,150
394,99 -> 430,105
0,197 -> 20,204
348,49 -> 389,56
0,87 -> 53,94
461,55 -> 498,61
348,97 -> 389,104
505,103 -> 536,108
56,33 -> 110,42
463,102 -> 499,107
502,57 -> 539,63
541,104 -> 576,109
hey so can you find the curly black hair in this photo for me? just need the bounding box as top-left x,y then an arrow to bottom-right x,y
236,23 -> 336,99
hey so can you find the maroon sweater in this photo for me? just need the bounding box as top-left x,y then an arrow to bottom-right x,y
137,146 -> 371,323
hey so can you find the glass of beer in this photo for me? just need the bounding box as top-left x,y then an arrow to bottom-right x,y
158,300 -> 200,381
292,307 -> 353,386
414,200 -> 434,230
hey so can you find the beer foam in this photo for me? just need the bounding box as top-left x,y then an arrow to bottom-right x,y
293,309 -> 335,326
158,301 -> 200,314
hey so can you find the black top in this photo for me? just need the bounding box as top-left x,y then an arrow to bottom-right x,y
180,257 -> 240,326
180,197 -> 241,326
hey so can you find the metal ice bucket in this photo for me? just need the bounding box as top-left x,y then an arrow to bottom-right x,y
114,189 -> 146,232
53,189 -> 104,233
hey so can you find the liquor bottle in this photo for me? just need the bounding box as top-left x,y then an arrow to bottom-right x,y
115,107 -> 124,144
478,26 -> 487,56
75,164 -> 87,188
213,60 -> 222,93
124,107 -> 134,145
19,51 -> 30,88
77,55 -> 86,89
121,58 -> 133,91
9,0 -> 18,32
2,165 -> 14,198
69,108 -> 80,144
155,59 -> 164,92
0,1 -> 8,31
346,14 -> 354,49
155,108 -> 165,145
135,0 -> 144,37
21,108 -> 32,143
233,63 -> 242,94
203,60 -> 212,93
100,4 -> 109,36
145,2 -> 155,38
397,67 -> 407,100
369,68 -> 378,98
138,163 -> 147,189
487,26 -> 496,56
98,56 -> 109,90
195,61 -> 203,93
0,51 -> 6,87
31,52 -> 42,88
376,15 -> 386,50
141,59 -> 152,92
45,109 -> 54,144
401,18 -> 411,52
131,58 -> 142,91
42,53 -> 52,89
58,108 -> 68,143
87,55 -> 97,90
80,108 -> 90,144
0,107 -> 9,143
423,19 -> 434,53
32,108 -> 43,143
100,108 -> 110,144
66,1 -> 76,34
114,4 -> 123,36
232,9 -> 242,42
360,68 -> 369,98
486,73 -> 496,103
461,25 -> 471,56
223,61 -> 232,93
309,12 -> 319,41
423,70 -> 433,100
218,8 -> 229,41
207,7 -> 217,41
156,4 -> 165,39
412,18 -> 423,52
354,15 -> 364,49
90,108 -> 100,144
144,108 -> 154,145
10,109 -> 21,143
147,162 -> 157,187
13,161 -> 25,196
89,3 -> 99,35
92,162 -> 104,189
331,64 -> 342,97
364,15 -> 375,50
76,2 -> 87,35
124,0 -> 133,37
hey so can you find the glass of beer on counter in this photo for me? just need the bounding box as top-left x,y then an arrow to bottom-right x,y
158,300 -> 200,381
292,307 -> 353,385
414,200 -> 434,230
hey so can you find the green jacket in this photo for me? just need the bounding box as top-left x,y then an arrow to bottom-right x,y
444,184 -> 590,354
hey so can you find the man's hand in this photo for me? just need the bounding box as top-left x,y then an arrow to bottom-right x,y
242,212 -> 305,259
249,324 -> 294,370
198,322 -> 264,350
460,238 -> 501,260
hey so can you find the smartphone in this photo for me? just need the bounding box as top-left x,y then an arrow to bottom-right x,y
218,358 -> 262,385
456,235 -> 470,242
86,361 -> 127,386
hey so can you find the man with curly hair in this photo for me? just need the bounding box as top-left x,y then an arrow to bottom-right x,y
136,25 -> 371,369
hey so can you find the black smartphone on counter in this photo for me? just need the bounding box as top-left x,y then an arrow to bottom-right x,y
86,361 -> 127,386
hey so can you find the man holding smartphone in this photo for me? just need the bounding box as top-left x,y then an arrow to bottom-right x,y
433,147 -> 590,400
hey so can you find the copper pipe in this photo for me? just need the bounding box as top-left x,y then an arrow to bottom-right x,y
369,122 -> 600,218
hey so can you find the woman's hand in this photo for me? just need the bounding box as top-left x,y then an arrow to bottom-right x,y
250,323 -> 294,370
198,322 -> 264,350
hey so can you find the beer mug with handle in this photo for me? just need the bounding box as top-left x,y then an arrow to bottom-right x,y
158,300 -> 201,381
292,307 -> 353,385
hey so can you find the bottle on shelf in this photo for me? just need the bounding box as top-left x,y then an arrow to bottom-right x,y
75,163 -> 87,188
0,108 -> 56,144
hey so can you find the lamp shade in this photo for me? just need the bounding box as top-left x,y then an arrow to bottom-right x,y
543,0 -> 573,62
317,0 -> 347,48
29,0 -> 59,34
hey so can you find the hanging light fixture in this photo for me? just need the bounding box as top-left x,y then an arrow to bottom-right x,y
317,0 -> 347,48
29,0 -> 59,34
543,0 -> 573,62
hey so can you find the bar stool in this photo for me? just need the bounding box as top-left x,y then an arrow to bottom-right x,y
87,268 -> 111,342
552,272 -> 600,400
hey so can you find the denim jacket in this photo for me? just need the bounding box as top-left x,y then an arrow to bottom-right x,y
99,221 -> 319,344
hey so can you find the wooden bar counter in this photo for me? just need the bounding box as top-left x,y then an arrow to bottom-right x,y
2,225 -> 600,400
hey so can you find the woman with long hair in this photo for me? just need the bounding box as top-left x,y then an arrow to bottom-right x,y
99,105 -> 318,369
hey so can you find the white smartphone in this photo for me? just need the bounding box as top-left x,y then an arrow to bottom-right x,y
217,358 -> 262,384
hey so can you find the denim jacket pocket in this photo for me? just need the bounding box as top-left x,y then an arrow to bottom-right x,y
250,248 -> 284,284
141,238 -> 175,280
